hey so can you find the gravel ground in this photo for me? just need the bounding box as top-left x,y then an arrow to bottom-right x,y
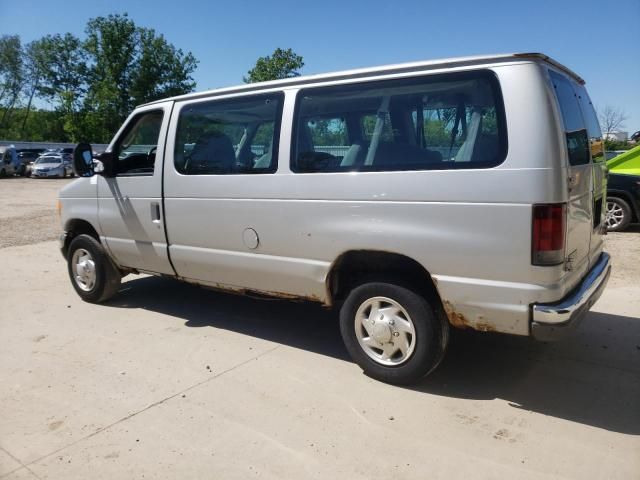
0,177 -> 74,248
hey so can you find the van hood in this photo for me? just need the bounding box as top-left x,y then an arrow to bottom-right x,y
59,176 -> 97,198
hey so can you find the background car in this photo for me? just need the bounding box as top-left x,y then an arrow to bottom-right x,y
0,145 -> 21,177
17,149 -> 45,176
606,173 -> 640,232
31,154 -> 74,178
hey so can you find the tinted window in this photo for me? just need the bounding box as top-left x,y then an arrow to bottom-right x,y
115,110 -> 164,176
549,71 -> 590,166
291,71 -> 506,173
174,93 -> 283,175
575,85 -> 604,163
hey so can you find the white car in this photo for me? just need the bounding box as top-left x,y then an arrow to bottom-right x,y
58,53 -> 611,384
31,155 -> 73,178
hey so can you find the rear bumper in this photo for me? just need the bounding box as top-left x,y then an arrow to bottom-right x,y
531,252 -> 611,341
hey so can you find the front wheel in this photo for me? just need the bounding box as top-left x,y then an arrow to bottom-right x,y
339,282 -> 448,385
67,234 -> 121,303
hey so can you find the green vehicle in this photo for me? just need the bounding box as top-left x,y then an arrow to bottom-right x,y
607,144 -> 640,175
606,145 -> 640,231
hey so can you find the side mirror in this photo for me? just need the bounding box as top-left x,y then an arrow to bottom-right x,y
73,143 -> 95,177
73,144 -> 116,177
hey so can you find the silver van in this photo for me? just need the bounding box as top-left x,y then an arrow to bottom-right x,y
59,53 -> 611,384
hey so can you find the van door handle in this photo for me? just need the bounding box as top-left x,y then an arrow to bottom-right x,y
151,202 -> 162,223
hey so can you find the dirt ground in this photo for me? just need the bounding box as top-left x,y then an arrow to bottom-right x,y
0,177 -> 74,248
0,177 -> 639,479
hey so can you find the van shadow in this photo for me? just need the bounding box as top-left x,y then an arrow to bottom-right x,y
107,275 -> 640,435
110,275 -> 349,361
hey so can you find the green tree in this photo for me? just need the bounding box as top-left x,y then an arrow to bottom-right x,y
244,48 -> 304,83
0,35 -> 24,129
0,14 -> 198,143
83,13 -> 139,141
36,33 -> 88,141
21,39 -> 50,135
130,29 -> 197,105
84,13 -> 198,142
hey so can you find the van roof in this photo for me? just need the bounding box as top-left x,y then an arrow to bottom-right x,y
142,52 -> 584,107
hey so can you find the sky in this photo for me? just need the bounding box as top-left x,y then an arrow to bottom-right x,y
2,0 -> 639,133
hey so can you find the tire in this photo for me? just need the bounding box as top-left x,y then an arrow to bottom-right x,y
606,197 -> 632,232
339,282 -> 448,385
61,169 -> 66,178
0,169 -> 5,178
67,234 -> 121,303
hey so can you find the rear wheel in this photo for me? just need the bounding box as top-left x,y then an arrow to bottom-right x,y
0,169 -> 5,177
67,234 -> 121,303
339,282 -> 448,385
606,197 -> 631,232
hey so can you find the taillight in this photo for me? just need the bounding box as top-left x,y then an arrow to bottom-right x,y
532,203 -> 566,266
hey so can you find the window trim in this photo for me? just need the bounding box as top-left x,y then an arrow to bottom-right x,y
289,69 -> 508,173
172,91 -> 285,176
112,109 -> 165,177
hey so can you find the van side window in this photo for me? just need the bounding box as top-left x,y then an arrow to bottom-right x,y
115,110 -> 164,176
174,93 -> 283,175
305,117 -> 350,161
291,71 -> 507,173
549,71 -> 590,166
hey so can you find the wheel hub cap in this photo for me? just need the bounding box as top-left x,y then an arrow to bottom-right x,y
71,248 -> 96,292
371,320 -> 392,344
354,296 -> 417,366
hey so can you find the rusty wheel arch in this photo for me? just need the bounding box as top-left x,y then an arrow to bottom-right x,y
326,250 -> 443,308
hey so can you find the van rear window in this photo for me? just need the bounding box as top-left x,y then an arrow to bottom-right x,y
549,71 -> 590,166
575,85 -> 604,163
291,70 -> 507,173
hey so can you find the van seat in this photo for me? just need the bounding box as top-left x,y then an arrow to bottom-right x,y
372,142 -> 442,169
188,133 -> 236,174
470,134 -> 499,164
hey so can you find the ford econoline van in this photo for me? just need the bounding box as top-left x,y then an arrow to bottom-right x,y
59,53 -> 611,384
